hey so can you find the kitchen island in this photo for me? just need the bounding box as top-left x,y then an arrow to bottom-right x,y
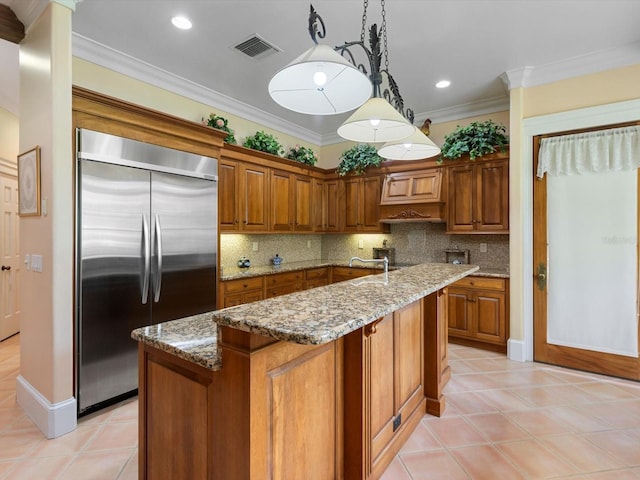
132,262 -> 478,480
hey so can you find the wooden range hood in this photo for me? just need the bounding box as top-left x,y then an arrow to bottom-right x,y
379,168 -> 446,223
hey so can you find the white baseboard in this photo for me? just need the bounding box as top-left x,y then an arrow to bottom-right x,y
507,339 -> 528,362
16,375 -> 77,439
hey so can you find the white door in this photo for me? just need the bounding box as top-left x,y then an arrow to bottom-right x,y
0,174 -> 20,341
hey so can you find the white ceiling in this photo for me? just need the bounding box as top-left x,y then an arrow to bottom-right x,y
3,0 -> 640,144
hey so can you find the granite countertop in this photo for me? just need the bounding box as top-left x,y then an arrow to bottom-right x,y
133,263 -> 478,370
131,314 -> 221,370
221,260 -> 507,281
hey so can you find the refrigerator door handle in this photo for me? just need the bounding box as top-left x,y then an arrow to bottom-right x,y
141,214 -> 150,304
153,214 -> 163,303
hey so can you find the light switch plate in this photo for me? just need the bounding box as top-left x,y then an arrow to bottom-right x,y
358,239 -> 364,249
252,242 -> 259,252
31,254 -> 43,272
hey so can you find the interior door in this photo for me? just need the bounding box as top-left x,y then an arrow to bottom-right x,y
150,172 -> 216,324
0,174 -> 20,341
533,138 -> 640,379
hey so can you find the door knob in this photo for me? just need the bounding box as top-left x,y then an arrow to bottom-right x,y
1,265 -> 10,271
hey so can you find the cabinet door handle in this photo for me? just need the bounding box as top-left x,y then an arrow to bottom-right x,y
1,265 -> 10,271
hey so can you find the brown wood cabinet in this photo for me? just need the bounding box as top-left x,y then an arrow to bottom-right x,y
305,266 -> 329,289
446,158 -> 509,233
138,289 -> 452,480
346,301 -> 425,480
220,276 -> 264,307
343,176 -> 387,232
331,266 -> 375,283
219,159 -> 270,232
220,266 -> 374,308
324,179 -> 342,232
379,168 -> 445,223
265,270 -> 306,298
447,276 -> 509,352
380,168 -> 443,204
270,170 -> 313,232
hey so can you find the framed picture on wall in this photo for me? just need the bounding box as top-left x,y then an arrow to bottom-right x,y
18,146 -> 41,217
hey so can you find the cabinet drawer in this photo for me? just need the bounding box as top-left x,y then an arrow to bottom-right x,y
306,278 -> 329,290
266,271 -> 305,287
453,276 -> 505,291
305,267 -> 329,280
223,276 -> 264,294
332,266 -> 373,283
266,282 -> 305,299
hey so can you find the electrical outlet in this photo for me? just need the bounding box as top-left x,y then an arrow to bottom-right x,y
307,240 -> 311,249
358,239 -> 364,249
480,243 -> 487,253
31,254 -> 43,273
252,242 -> 259,252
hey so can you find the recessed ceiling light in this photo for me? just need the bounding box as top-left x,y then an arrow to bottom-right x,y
171,16 -> 192,30
435,80 -> 451,89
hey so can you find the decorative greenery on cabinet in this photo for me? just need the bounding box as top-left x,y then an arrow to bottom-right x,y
336,144 -> 383,176
286,144 -> 318,166
243,130 -> 285,157
440,120 -> 508,161
203,113 -> 237,144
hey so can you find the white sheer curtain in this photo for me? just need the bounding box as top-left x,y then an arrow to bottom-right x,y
540,125 -> 639,357
538,125 -> 640,177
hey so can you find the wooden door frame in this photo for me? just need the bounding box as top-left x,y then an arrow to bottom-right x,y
532,127 -> 640,379
513,100 -> 640,363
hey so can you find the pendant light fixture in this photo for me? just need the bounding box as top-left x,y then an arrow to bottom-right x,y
269,2 -> 440,158
268,5 -> 372,115
378,128 -> 441,160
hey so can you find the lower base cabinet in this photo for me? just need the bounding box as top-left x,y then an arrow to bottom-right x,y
344,300 -> 426,479
448,276 -> 509,353
138,293 -> 449,480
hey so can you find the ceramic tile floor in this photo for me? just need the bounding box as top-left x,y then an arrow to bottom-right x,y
2,335 -> 640,479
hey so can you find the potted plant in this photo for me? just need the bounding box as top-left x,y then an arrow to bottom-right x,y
243,130 -> 284,157
336,144 -> 383,176
286,144 -> 318,166
440,120 -> 509,161
203,113 -> 236,144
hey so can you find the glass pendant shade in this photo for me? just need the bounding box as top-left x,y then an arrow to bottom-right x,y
378,129 -> 441,160
337,97 -> 416,143
268,44 -> 372,115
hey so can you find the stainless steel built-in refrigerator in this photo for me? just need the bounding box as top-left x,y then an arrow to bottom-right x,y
75,129 -> 217,415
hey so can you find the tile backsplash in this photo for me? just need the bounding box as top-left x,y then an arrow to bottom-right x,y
220,223 -> 509,272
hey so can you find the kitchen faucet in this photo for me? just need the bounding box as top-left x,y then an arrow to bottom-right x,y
349,256 -> 389,274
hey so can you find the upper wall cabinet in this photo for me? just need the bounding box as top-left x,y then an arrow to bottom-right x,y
343,175 -> 388,233
379,168 -> 445,223
219,158 -> 270,232
270,170 -> 313,232
446,157 -> 509,234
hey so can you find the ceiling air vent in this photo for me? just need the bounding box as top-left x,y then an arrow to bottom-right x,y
232,34 -> 281,60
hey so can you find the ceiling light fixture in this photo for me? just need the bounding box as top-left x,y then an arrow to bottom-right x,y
269,2 -> 426,148
435,80 -> 451,89
171,16 -> 192,30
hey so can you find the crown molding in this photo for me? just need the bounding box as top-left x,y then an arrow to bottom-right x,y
502,41 -> 640,90
72,33 -> 323,146
71,32 -> 639,147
